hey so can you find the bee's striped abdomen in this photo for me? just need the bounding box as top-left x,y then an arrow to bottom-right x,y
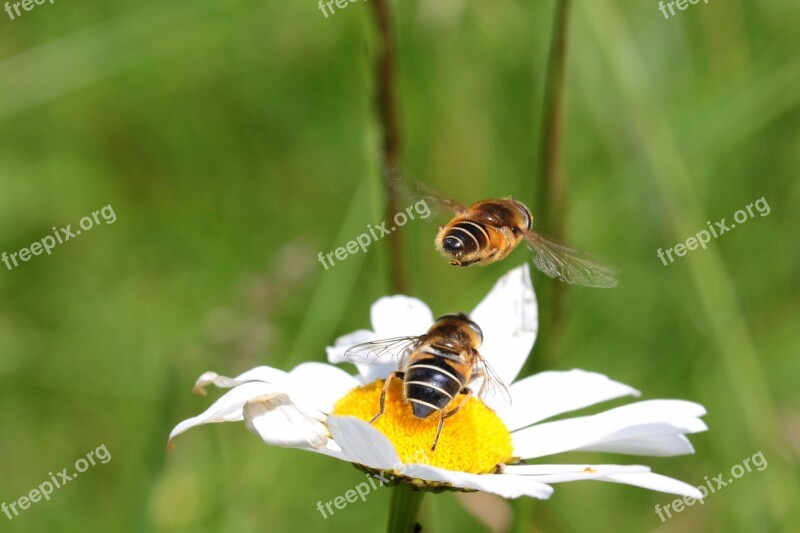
404,354 -> 465,419
442,220 -> 490,256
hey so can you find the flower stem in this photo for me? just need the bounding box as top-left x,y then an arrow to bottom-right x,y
538,0 -> 571,223
527,0 -> 573,376
387,484 -> 425,533
370,0 -> 409,294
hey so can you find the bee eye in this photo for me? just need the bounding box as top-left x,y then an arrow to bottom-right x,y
467,320 -> 483,343
442,236 -> 464,255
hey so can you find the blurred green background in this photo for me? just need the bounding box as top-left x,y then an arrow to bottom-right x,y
1,0 -> 798,531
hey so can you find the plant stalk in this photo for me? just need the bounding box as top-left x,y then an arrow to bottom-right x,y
530,0 -> 572,374
387,484 -> 425,533
370,0 -> 409,294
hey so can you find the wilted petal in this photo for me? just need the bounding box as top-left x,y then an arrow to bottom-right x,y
471,264 -> 537,385
401,464 -> 553,500
243,392 -> 329,449
512,400 -> 706,459
168,382 -> 275,448
499,370 -> 640,431
192,366 -> 289,395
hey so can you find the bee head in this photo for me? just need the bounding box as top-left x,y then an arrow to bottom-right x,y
435,313 -> 483,344
513,199 -> 533,230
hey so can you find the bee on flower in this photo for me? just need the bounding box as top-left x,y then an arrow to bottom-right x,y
169,265 -> 706,502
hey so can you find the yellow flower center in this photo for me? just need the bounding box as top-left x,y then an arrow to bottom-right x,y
332,379 -> 513,474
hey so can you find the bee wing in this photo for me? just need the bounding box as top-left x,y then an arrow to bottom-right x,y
387,176 -> 469,216
524,230 -> 619,288
471,353 -> 512,409
415,185 -> 469,216
344,336 -> 424,367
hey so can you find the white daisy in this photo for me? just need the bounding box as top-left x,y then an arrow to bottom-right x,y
169,264 -> 707,501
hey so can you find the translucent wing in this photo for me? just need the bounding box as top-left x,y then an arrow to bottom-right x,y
344,336 -> 425,367
387,177 -> 468,216
524,231 -> 619,288
470,353 -> 512,409
415,184 -> 469,216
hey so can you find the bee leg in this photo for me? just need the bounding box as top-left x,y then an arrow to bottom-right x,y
431,414 -> 446,452
370,371 -> 404,425
430,388 -> 473,451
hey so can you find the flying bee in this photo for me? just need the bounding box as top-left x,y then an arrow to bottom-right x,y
345,313 -> 511,451
425,192 -> 618,288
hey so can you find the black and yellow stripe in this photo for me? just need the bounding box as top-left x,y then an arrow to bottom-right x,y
442,220 -> 490,255
404,353 -> 465,418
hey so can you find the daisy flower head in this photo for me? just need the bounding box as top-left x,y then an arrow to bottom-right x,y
169,264 -> 707,502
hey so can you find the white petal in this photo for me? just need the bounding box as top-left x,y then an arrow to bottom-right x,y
325,297 -> 432,384
370,296 -> 434,336
499,370 -> 640,431
503,464 -> 650,477
576,428 -> 702,456
243,392 -> 329,448
505,464 -> 702,498
572,416 -> 707,455
600,472 -> 704,499
505,465 -> 701,498
513,467 -> 655,484
512,400 -> 706,459
168,382 -> 275,448
356,363 -> 400,384
326,329 -> 376,364
192,366 -> 289,395
326,328 -> 397,383
327,415 -> 402,471
470,264 -> 537,385
287,362 -> 360,413
299,439 -> 348,461
401,464 -> 553,500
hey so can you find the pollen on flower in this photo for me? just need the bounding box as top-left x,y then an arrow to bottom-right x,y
332,379 -> 513,474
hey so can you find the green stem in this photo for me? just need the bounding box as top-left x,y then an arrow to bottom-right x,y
387,484 -> 425,533
370,0 -> 409,294
526,0 -> 572,377
537,0 -> 571,232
